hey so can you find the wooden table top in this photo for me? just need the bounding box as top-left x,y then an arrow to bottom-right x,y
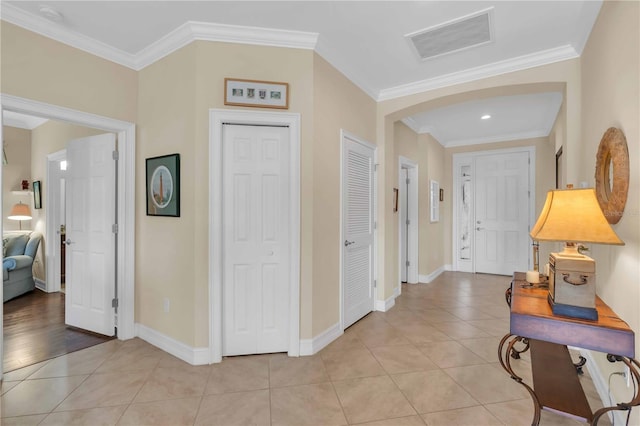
510,272 -> 635,358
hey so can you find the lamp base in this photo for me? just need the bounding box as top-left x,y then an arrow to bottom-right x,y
547,293 -> 598,321
548,251 -> 597,321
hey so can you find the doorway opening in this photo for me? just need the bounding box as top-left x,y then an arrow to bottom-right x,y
452,146 -> 535,275
398,156 -> 418,286
1,94 -> 135,379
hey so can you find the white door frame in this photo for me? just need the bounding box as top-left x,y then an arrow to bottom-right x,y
452,146 -> 535,272
0,94 -> 136,349
398,156 -> 418,285
339,130 -> 378,330
209,109 -> 300,363
45,149 -> 67,293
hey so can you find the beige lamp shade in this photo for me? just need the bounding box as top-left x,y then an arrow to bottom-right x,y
8,202 -> 32,221
530,188 -> 624,245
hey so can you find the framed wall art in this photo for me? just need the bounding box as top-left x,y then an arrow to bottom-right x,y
146,153 -> 180,217
224,78 -> 289,109
430,180 -> 440,223
33,180 -> 42,209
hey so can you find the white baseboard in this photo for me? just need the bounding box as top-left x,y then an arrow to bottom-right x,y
580,349 -> 625,426
419,265 -> 446,283
375,291 -> 396,312
136,323 -> 209,365
34,278 -> 46,292
299,322 -> 342,356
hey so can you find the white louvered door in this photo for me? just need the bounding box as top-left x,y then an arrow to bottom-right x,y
222,124 -> 290,356
342,134 -> 375,329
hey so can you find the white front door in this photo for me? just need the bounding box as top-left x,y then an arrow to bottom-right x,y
342,134 -> 375,329
222,124 -> 290,356
474,151 -> 530,275
65,133 -> 116,336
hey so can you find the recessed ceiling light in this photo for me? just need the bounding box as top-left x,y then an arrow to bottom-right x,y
481,114 -> 491,120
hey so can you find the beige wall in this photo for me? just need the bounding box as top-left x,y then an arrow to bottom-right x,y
311,54 -> 376,334
424,134 -> 446,274
2,126 -> 32,232
137,43 -> 199,345
394,123 -> 447,280
579,1 -> 640,416
1,22 -> 138,123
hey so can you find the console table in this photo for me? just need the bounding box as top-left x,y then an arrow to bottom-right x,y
499,272 -> 640,425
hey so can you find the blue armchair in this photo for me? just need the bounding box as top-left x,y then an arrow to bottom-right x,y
3,231 -> 42,302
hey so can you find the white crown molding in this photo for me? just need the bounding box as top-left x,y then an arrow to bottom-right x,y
377,44 -> 579,101
1,3 -> 138,69
443,129 -> 550,148
2,4 -> 319,71
400,117 -> 420,133
135,21 -> 319,70
3,3 -> 582,105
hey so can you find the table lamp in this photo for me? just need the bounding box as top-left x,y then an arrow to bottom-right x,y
530,188 -> 624,320
8,201 -> 32,230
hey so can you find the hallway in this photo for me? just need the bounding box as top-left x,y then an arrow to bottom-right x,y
1,272 -> 610,425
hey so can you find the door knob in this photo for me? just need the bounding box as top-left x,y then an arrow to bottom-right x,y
344,240 -> 355,247
476,227 -> 484,231
65,239 -> 73,245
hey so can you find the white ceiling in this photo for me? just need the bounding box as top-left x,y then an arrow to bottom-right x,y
1,1 -> 601,145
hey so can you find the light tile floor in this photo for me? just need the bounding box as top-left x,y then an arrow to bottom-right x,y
1,272 -> 613,425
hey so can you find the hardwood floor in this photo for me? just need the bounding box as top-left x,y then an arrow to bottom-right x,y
3,289 -> 114,372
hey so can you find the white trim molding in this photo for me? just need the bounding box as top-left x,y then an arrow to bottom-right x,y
3,2 -> 587,103
34,278 -> 46,292
375,291 -> 397,312
419,265 -> 446,283
299,322 -> 342,356
378,45 -> 579,101
136,323 -> 209,366
579,349 -> 626,426
2,3 -> 318,71
209,109 -> 301,363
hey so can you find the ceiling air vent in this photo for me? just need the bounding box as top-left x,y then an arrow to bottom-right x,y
406,8 -> 493,60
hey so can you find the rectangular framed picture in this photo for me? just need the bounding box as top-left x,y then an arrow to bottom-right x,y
224,78 -> 289,109
33,180 -> 42,209
430,180 -> 440,223
146,153 -> 180,217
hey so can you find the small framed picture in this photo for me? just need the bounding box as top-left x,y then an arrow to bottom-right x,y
33,180 -> 42,209
146,154 -> 180,217
224,78 -> 289,109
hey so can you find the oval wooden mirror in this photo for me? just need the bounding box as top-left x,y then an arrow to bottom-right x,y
595,127 -> 629,224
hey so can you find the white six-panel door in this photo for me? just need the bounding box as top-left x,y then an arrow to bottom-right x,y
222,124 -> 290,356
342,134 -> 375,329
474,151 -> 530,275
65,133 -> 116,336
